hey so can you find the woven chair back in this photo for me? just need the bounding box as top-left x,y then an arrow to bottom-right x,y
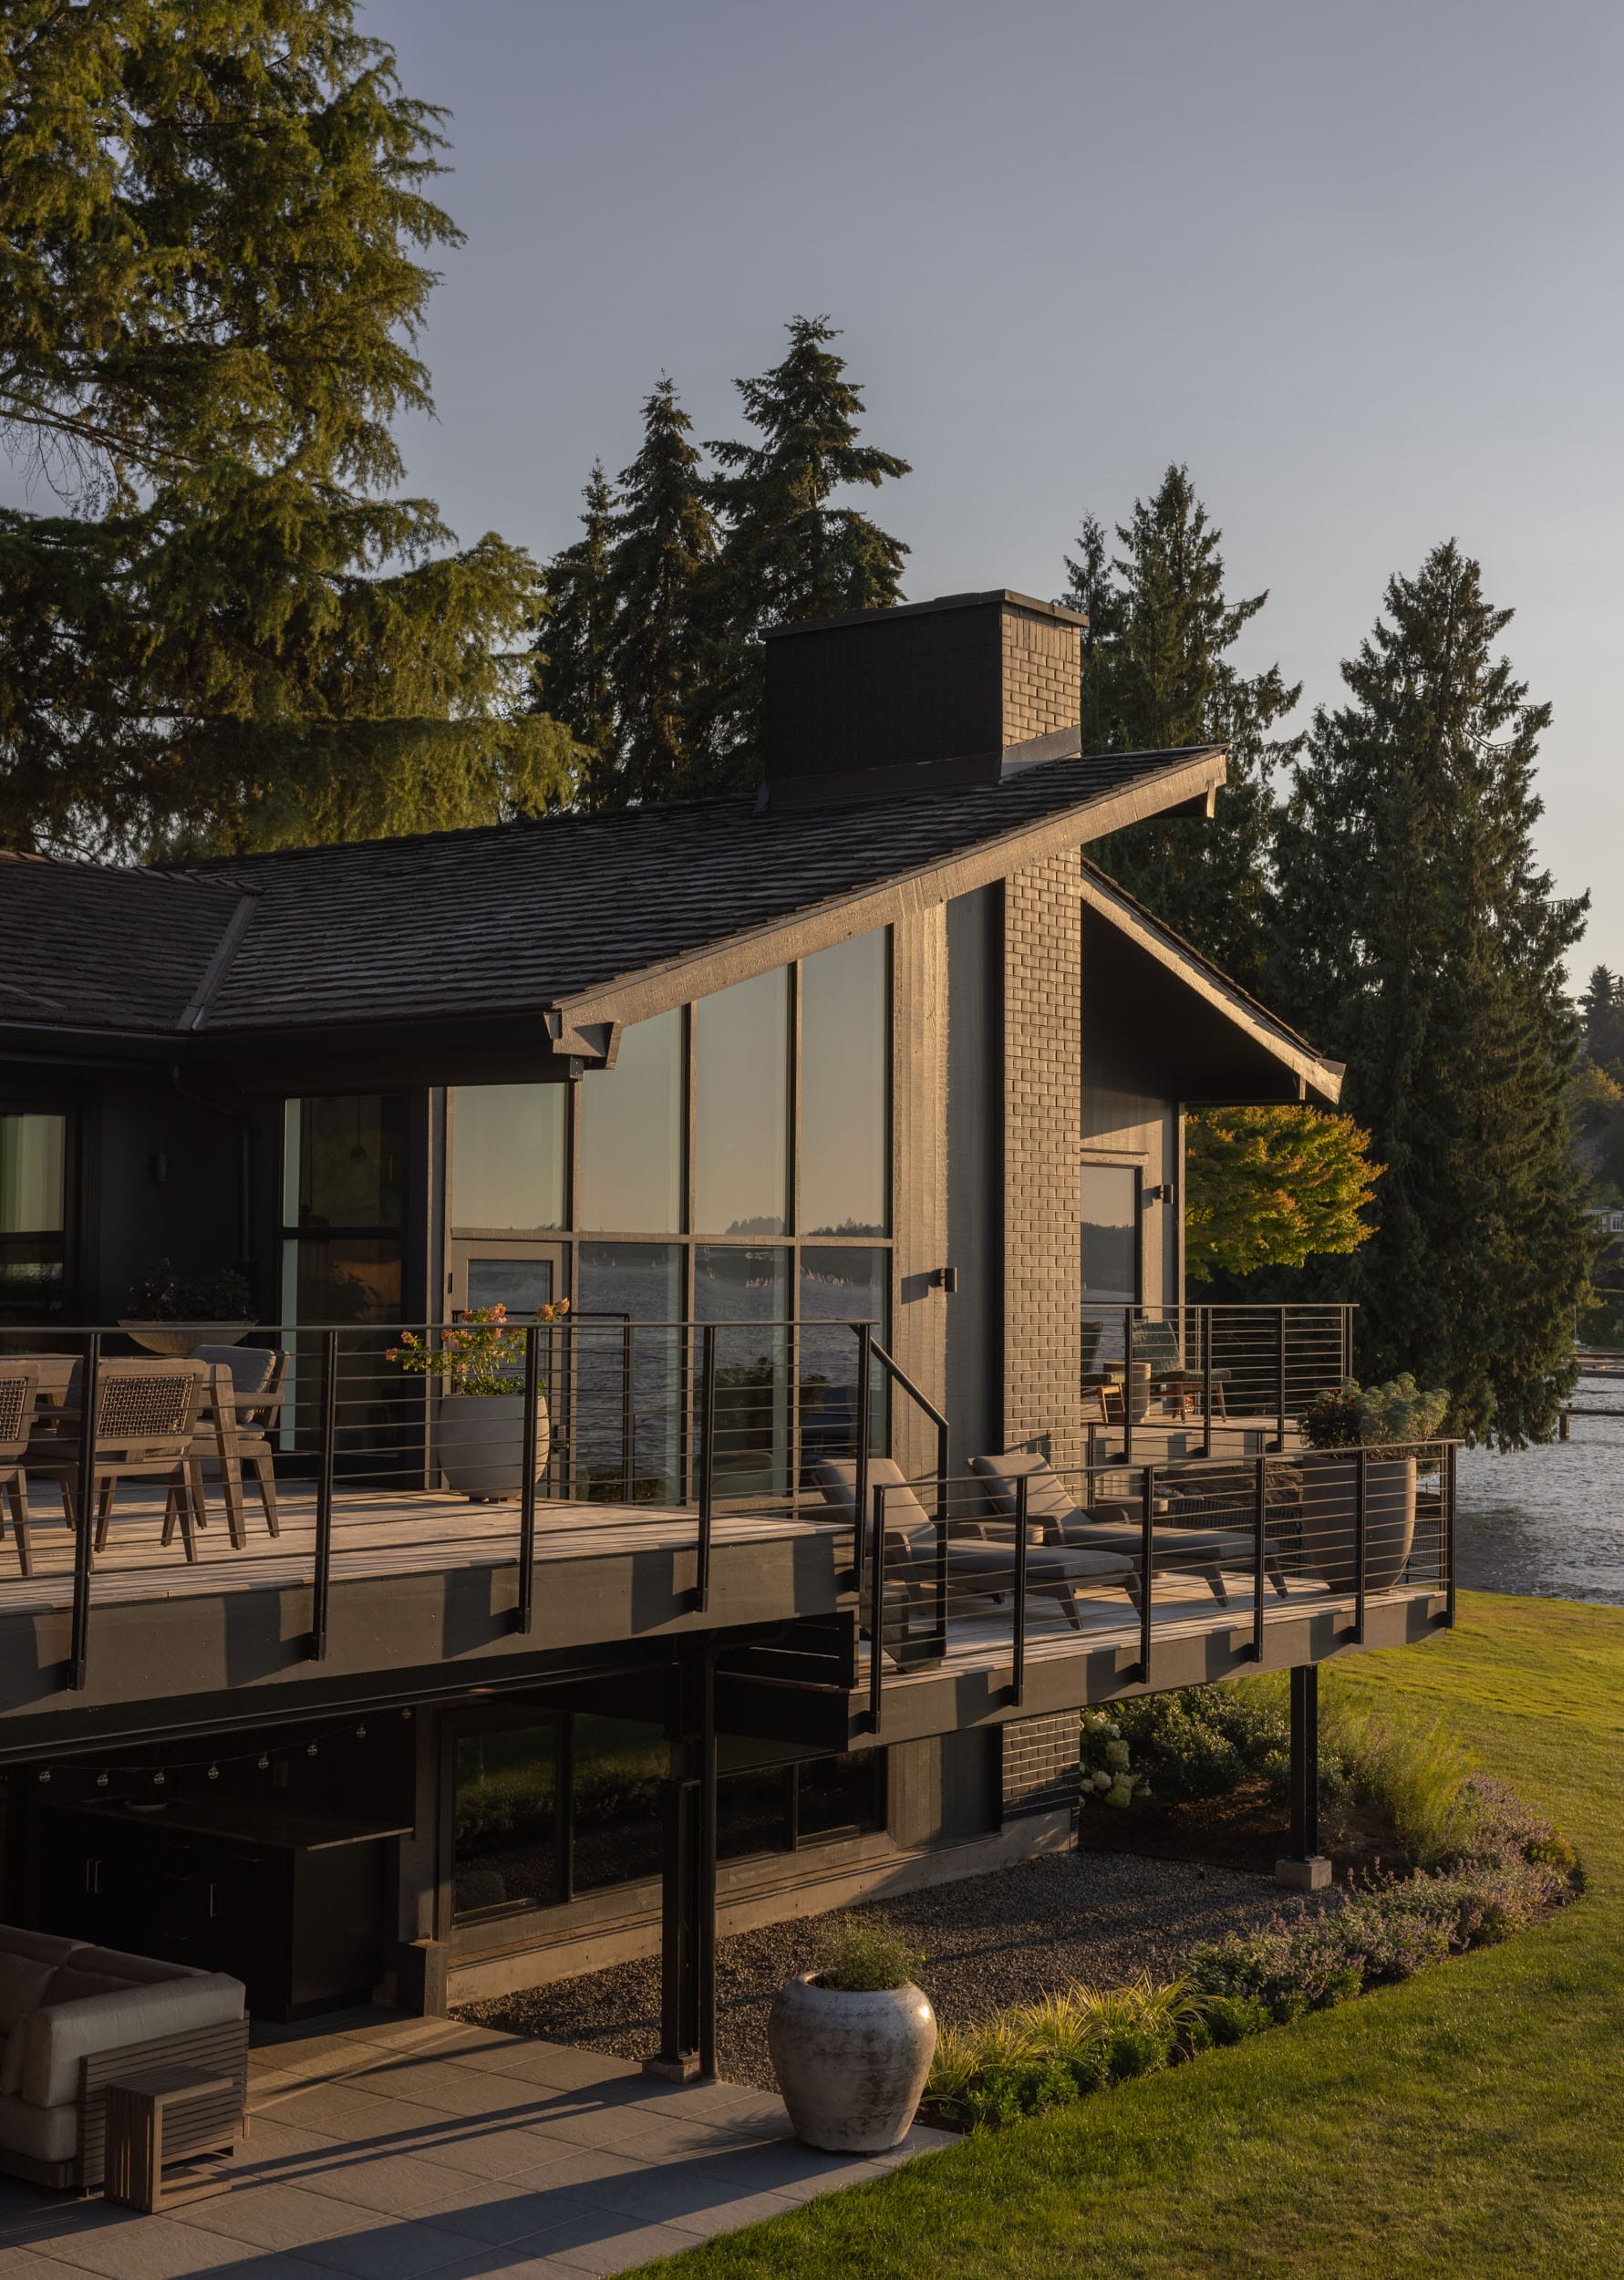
94,1362 -> 207,1450
0,1364 -> 39,1457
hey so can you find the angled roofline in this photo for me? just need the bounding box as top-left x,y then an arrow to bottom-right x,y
1073,861 -> 1344,1105
541,746 -> 1226,1050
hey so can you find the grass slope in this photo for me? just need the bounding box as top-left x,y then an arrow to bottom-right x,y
637,1594 -> 1624,2279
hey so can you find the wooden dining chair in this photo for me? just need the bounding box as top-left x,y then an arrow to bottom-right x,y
187,1347 -> 287,1545
25,1361 -> 210,1563
0,1364 -> 41,1576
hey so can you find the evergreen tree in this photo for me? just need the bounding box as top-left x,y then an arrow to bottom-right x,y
533,461 -> 620,799
1060,466 -> 1299,988
599,378 -> 717,805
1580,964 -> 1624,1075
0,0 -> 574,856
702,316 -> 908,779
1273,541 -> 1592,1446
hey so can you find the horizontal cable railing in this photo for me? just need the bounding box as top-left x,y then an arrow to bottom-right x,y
0,1314 -> 919,1694
856,1439 -> 1455,1732
1081,1303 -> 1355,1458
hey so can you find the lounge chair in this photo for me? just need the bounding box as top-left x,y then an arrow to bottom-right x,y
968,1448 -> 1289,1608
812,1457 -> 1141,1634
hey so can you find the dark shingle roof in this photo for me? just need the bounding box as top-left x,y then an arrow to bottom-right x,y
0,856 -> 248,1034
1,747 -> 1210,1038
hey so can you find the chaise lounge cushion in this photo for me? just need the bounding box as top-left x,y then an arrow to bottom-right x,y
17,1970 -> 244,2110
971,1451 -> 1254,1566
812,1460 -> 1134,1591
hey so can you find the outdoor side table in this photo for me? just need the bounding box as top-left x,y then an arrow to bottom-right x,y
103,2063 -> 240,2213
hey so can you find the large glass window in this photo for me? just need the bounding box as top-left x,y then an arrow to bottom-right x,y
800,931 -> 889,1237
798,1246 -> 887,1466
453,1725 -> 561,1920
0,1112 -> 66,1321
450,1085 -> 565,1231
577,1010 -> 683,1234
574,1243 -> 684,1498
696,1246 -> 791,1498
715,1750 -> 885,1863
693,968 -> 790,1237
571,1715 -> 667,1892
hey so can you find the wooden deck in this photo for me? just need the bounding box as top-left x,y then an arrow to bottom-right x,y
0,1481 -> 827,1615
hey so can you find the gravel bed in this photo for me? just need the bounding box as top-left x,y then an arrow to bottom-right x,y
460,1847 -> 1340,2091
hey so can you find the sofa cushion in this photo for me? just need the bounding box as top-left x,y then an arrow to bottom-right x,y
0,1927 -> 82,1972
0,2088 -> 78,2167
969,1451 -> 1081,1537
0,2031 -> 16,2099
39,1969 -> 131,2009
67,1946 -> 199,1986
0,1955 -> 57,2032
19,1972 -> 244,2110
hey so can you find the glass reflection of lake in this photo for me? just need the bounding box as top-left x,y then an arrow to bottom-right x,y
1455,1373 -> 1624,1604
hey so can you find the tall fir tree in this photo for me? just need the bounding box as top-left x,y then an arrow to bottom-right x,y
595,378 -> 717,806
533,461 -> 620,800
1060,466 -> 1299,988
1579,964 -> 1624,1075
0,0 -> 574,856
1273,541 -> 1592,1446
701,316 -> 909,781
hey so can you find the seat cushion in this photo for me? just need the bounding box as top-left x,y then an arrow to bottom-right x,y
67,1946 -> 198,1986
191,1344 -> 278,1396
0,1955 -> 61,2032
40,1970 -> 132,2010
0,2030 -> 15,2100
946,1541 -> 1132,1582
0,2089 -> 78,2167
1056,1519 -> 1255,1564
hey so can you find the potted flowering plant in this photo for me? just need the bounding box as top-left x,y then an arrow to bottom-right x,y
768,1913 -> 936,2153
120,1261 -> 255,1355
1298,1373 -> 1449,1591
388,1301 -> 568,1502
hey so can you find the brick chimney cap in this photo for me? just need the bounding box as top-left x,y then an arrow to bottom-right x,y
766,588 -> 1086,640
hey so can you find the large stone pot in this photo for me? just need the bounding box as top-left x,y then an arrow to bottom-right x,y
1299,1453 -> 1417,1591
437,1392 -> 550,1502
768,1974 -> 936,2153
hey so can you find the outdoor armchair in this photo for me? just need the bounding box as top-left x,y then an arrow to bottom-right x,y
1128,1319 -> 1230,1420
968,1447 -> 1289,1608
812,1457 -> 1141,1633
0,1365 -> 39,1577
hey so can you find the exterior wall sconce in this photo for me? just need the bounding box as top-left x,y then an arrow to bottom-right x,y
931,1266 -> 959,1292
1143,1183 -> 1173,1205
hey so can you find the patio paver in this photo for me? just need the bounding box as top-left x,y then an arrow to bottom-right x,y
0,2012 -> 954,2279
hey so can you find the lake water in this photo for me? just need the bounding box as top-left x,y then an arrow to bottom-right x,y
1455,1371 -> 1624,1604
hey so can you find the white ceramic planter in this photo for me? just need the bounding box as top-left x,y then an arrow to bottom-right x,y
437,1392 -> 551,1501
1299,1453 -> 1417,1591
767,1974 -> 936,2153
119,1320 -> 255,1357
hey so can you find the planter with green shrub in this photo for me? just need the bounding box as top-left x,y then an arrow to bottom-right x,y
1298,1373 -> 1450,1591
768,1913 -> 936,2154
119,1261 -> 254,1355
389,1302 -> 567,1501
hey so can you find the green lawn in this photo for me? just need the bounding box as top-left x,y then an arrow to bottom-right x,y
640,1593 -> 1624,2279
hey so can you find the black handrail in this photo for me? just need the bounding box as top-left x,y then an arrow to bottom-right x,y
310,1328 -> 336,1661
696,1323 -> 718,1613
868,1480 -> 887,1733
1250,1453 -> 1267,1663
1011,1473 -> 1029,1707
1137,1460 -> 1155,1683
1353,1446 -> 1368,1643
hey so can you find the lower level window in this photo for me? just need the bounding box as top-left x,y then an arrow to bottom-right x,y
452,1711 -> 669,1925
716,1750 -> 885,1862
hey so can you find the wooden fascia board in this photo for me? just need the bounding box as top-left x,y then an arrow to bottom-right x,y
543,748 -> 1227,1043
1073,869 -> 1344,1104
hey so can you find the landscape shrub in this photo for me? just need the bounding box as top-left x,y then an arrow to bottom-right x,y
813,1912 -> 925,1992
927,1765 -> 1577,2130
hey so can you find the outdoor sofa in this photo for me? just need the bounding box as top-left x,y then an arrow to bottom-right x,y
0,1924 -> 245,2192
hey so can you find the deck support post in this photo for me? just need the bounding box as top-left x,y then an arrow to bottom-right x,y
1276,1663 -> 1330,1891
646,1641 -> 719,2081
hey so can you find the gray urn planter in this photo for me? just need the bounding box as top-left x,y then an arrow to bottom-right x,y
437,1392 -> 551,1501
768,1974 -> 936,2153
1300,1453 -> 1417,1591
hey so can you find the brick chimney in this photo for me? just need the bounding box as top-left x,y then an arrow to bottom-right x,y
760,590 -> 1084,809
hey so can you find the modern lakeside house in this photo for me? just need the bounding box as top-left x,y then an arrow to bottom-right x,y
0,589 -> 1455,2099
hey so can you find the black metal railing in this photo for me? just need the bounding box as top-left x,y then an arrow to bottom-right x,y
1081,1303 -> 1355,1459
860,1436 -> 1457,1735
0,1312 -> 926,1693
